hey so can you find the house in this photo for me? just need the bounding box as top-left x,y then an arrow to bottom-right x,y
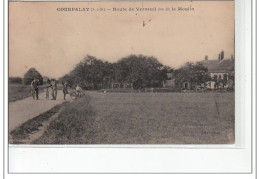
200,51 -> 234,89
163,79 -> 175,88
111,82 -> 133,89
182,81 -> 191,90
162,51 -> 234,91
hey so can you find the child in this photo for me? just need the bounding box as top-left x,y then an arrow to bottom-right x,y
46,87 -> 49,100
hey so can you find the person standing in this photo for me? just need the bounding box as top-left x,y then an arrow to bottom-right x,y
51,79 -> 58,100
31,78 -> 39,100
76,84 -> 83,96
45,79 -> 51,100
62,81 -> 68,100
45,87 -> 49,100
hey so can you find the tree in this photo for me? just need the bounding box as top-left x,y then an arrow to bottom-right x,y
228,72 -> 235,89
59,74 -> 75,88
60,54 -> 171,90
60,55 -> 111,90
192,62 -> 211,87
213,75 -> 218,89
23,68 -> 43,85
174,62 -> 210,90
221,74 -> 228,89
115,55 -> 167,89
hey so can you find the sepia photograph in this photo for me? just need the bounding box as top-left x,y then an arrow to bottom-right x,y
8,1 -> 235,145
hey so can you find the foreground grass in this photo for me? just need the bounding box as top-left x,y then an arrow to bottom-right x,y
34,92 -> 234,144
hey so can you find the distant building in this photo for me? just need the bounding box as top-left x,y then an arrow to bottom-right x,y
182,81 -> 191,90
163,51 -> 234,91
201,51 -> 234,89
163,79 -> 175,88
163,72 -> 175,88
111,82 -> 133,89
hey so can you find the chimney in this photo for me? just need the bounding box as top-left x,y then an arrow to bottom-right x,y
218,50 -> 224,62
205,55 -> 208,61
220,50 -> 224,60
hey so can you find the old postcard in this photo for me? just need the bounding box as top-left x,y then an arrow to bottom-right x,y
8,1 -> 235,145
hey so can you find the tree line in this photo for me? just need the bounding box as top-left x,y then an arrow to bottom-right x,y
59,54 -> 213,90
59,55 -> 171,90
10,54 -> 232,90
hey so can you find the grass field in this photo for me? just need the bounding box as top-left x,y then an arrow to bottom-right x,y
8,84 -> 34,102
34,92 -> 234,144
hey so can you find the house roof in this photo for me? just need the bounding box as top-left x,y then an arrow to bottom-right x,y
200,59 -> 234,73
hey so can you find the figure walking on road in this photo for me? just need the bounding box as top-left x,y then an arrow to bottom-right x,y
31,78 -> 39,100
62,81 -> 68,100
51,79 -> 58,100
45,86 -> 49,100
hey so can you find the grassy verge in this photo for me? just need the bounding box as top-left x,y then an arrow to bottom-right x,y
33,96 -> 97,144
9,84 -> 32,102
10,102 -> 69,144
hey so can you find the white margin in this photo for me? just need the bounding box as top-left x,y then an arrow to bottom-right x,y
3,0 -> 256,178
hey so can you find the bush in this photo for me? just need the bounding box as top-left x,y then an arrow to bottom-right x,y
226,87 -> 234,92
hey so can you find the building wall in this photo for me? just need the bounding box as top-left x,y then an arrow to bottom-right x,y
182,82 -> 191,90
206,81 -> 215,89
163,79 -> 175,88
206,80 -> 231,89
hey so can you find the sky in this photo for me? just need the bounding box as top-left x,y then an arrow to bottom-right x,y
9,1 -> 234,79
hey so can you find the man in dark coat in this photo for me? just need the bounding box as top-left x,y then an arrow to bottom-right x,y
62,81 -> 68,100
31,78 -> 39,100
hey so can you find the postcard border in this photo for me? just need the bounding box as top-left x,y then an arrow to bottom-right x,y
3,0 -> 257,176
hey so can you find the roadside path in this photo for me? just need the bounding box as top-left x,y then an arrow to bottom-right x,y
9,90 -> 69,132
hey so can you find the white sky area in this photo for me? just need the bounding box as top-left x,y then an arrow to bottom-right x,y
9,1 -> 234,79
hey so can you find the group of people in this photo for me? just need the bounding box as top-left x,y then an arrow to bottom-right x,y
46,79 -> 59,100
30,78 -> 69,100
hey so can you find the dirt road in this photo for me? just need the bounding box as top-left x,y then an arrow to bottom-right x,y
9,90 -> 68,132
